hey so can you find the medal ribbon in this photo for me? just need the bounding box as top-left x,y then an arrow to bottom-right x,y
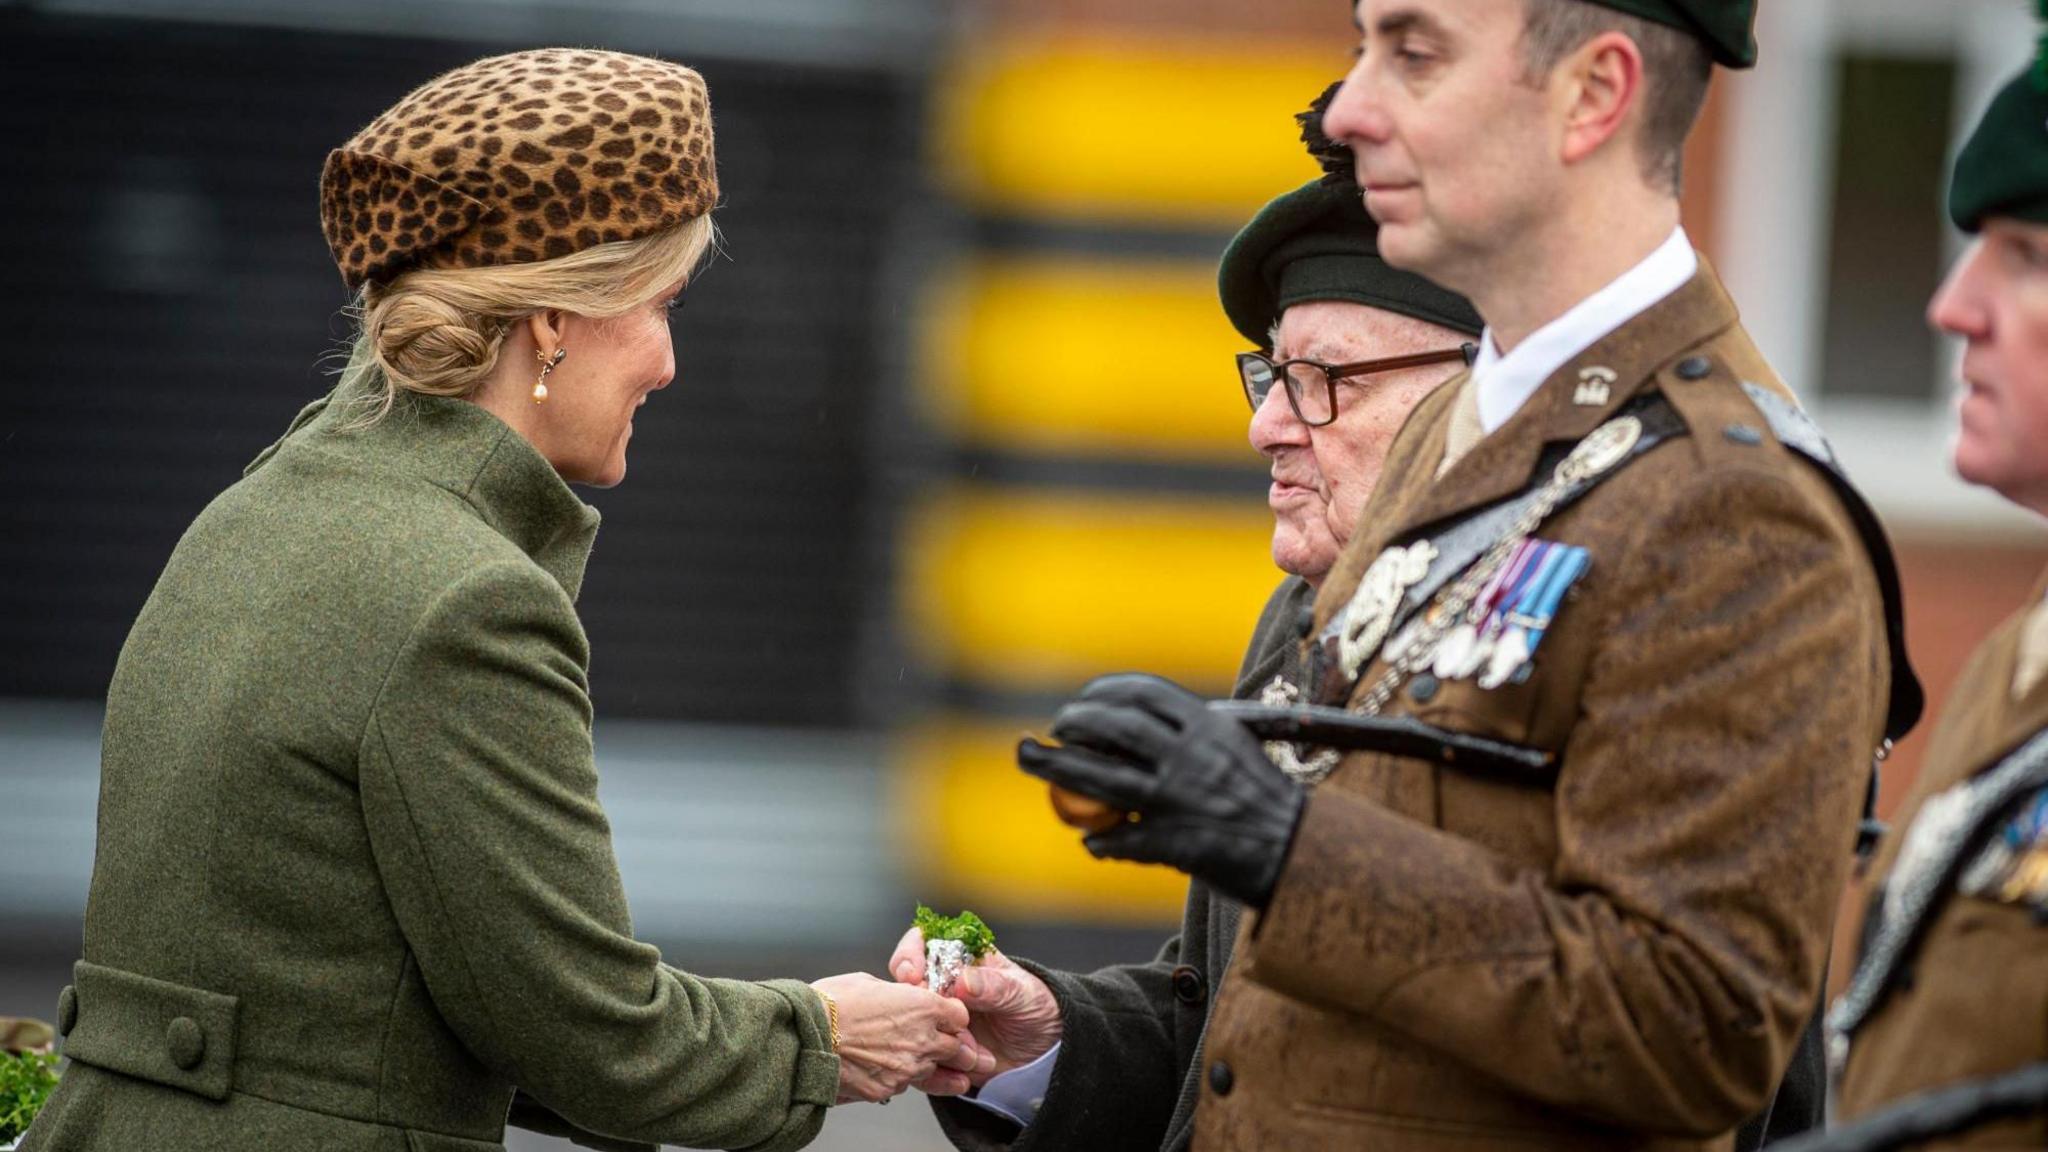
1518,545 -> 1591,653
1472,539 -> 1539,630
1491,541 -> 1555,634
1341,412 -> 1652,716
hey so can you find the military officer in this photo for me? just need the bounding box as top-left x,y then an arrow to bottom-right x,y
1021,2 -> 1921,1149
891,93 -> 1485,1152
1821,57 -> 2048,1152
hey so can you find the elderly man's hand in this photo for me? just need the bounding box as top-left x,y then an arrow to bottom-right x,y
1018,673 -> 1306,910
888,928 -> 1063,1097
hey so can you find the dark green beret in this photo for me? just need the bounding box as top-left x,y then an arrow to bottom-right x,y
1217,177 -> 1482,349
1949,66 -> 2048,233
1582,0 -> 1756,69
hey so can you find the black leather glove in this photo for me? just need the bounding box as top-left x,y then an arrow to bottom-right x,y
1017,673 -> 1307,910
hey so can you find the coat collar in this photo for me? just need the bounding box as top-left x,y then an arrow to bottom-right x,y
261,386 -> 602,601
1991,566 -> 2048,758
1469,226 -> 1699,432
1232,576 -> 1315,699
1396,257 -> 1742,540
1920,567 -> 2048,787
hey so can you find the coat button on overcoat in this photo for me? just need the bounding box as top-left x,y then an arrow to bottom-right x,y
166,1015 -> 206,1070
1208,1060 -> 1234,1096
1170,964 -> 1206,1005
1675,355 -> 1713,380
56,985 -> 77,1036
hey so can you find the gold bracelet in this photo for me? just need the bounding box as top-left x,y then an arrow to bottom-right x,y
816,988 -> 841,1053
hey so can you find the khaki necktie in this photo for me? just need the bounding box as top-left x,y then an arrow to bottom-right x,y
2013,599 -> 2048,700
1437,375 -> 1484,479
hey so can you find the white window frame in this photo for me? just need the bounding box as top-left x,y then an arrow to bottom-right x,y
1717,0 -> 2045,536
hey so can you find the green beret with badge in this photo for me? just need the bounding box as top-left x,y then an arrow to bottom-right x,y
1948,12 -> 2048,233
1217,84 -> 1483,349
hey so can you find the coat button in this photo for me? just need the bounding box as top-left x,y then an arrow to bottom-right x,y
1408,673 -> 1440,702
1723,423 -> 1763,446
56,985 -> 77,1036
1208,1060 -> 1234,1096
1170,965 -> 1206,1005
1675,355 -> 1713,380
166,1016 -> 205,1070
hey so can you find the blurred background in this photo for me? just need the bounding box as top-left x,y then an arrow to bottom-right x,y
4,0 -> 2047,1147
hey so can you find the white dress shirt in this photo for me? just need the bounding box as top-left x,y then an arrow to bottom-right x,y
962,1041 -> 1059,1126
1470,226 -> 1698,433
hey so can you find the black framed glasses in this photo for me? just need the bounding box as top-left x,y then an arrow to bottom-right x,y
1238,342 -> 1477,426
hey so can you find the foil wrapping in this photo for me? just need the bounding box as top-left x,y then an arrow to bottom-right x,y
926,938 -> 971,996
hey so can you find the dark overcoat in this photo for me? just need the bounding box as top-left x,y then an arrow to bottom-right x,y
22,389 -> 838,1152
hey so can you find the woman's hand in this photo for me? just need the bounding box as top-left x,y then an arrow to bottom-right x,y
811,972 -> 990,1105
889,927 -> 1064,1095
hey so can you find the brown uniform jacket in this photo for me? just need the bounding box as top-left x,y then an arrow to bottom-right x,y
1193,264 -> 1896,1151
1837,577 -> 2048,1149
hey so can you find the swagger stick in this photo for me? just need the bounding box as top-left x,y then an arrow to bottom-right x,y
1207,700 -> 1555,779
1048,700 -> 1555,832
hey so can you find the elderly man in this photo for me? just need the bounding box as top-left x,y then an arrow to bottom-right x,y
1021,1 -> 1920,1149
1819,59 -> 2048,1152
888,103 -> 1482,1152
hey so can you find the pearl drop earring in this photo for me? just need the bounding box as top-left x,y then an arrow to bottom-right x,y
532,347 -> 566,403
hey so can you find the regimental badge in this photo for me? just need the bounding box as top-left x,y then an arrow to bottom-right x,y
1573,366 -> 1617,407
1334,539 -> 1438,681
1257,675 -> 1341,784
1957,785 -> 2048,910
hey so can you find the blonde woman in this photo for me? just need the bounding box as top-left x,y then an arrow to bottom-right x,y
21,49 -> 981,1152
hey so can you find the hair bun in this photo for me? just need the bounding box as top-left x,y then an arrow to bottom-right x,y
364,288 -> 506,399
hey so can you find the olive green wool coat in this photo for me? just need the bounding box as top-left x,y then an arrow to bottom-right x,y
22,389 -> 839,1152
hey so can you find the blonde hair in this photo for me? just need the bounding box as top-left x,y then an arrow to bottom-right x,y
335,214 -> 717,426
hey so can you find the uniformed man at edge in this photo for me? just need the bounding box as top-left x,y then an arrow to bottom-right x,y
1019,1 -> 1919,1149
1821,53 -> 2048,1152
889,92 -> 1485,1152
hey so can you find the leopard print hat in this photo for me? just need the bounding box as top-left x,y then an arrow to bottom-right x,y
319,48 -> 717,291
